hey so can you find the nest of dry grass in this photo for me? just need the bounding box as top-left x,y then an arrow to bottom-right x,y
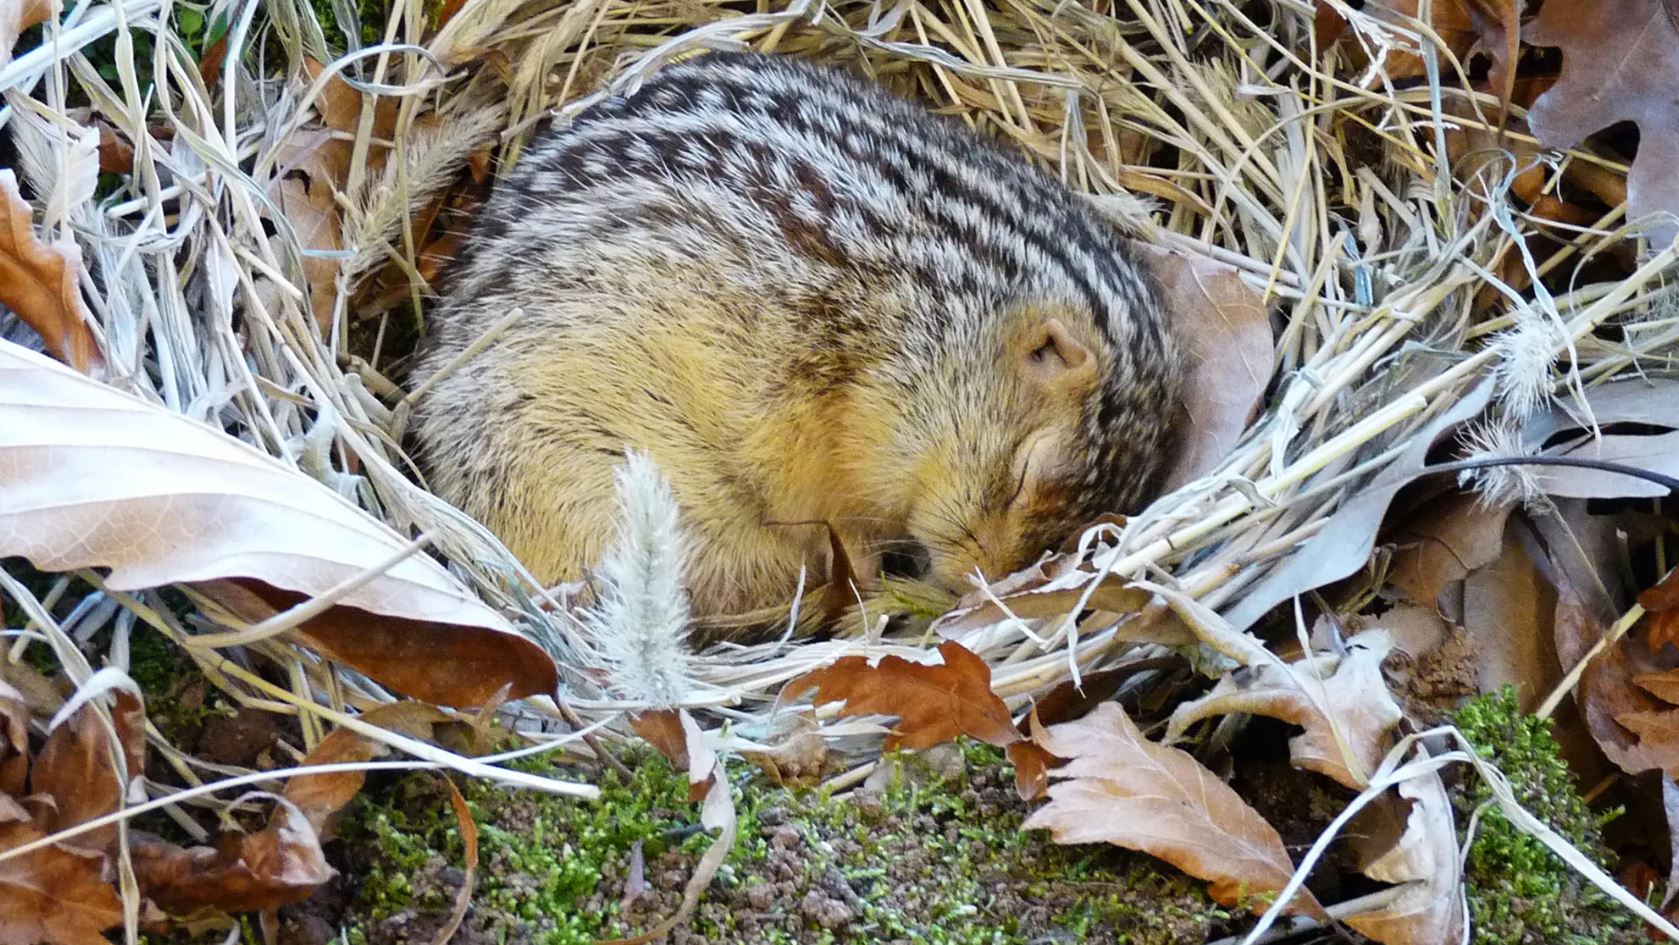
7,0 -> 1679,787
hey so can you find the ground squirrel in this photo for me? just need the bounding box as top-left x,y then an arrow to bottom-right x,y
411,52 -> 1178,617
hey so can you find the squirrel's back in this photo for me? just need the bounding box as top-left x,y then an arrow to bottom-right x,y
412,52 -> 1177,617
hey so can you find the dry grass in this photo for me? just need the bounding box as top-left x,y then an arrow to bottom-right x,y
6,0 -> 1679,935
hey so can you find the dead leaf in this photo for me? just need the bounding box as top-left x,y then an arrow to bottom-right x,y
0,681 -> 27,796
1319,0 -> 1516,95
131,798 -> 334,914
272,175 -> 344,331
1526,0 -> 1679,245
282,702 -> 461,834
0,170 -> 98,373
1222,375 -> 1495,632
30,691 -> 145,857
1024,703 -> 1325,918
0,340 -> 557,707
1643,567 -> 1679,653
783,641 -> 1018,751
1553,571 -> 1679,776
1345,758 -> 1466,945
1130,242 -> 1272,489
1386,491 -> 1512,609
0,0 -> 50,67
1535,432 -> 1679,500
1167,633 -> 1402,789
0,820 -> 124,945
1458,525 -> 1562,707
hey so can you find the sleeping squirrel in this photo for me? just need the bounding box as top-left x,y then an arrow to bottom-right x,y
410,52 -> 1178,618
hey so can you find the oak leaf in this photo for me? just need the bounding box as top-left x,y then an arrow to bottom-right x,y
1166,633 -> 1402,789
131,799 -> 334,914
0,340 -> 557,707
1023,704 -> 1325,918
0,170 -> 98,373
1526,0 -> 1679,245
1346,760 -> 1466,945
0,820 -> 124,945
783,641 -> 1017,751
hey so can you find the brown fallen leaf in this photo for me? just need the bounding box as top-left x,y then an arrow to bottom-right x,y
1130,242 -> 1272,489
1385,491 -> 1512,610
0,681 -> 27,796
131,798 -> 334,914
1526,0 -> 1679,245
1318,0 -> 1517,97
282,701 -> 463,834
272,174 -> 343,331
1023,703 -> 1325,918
783,641 -> 1018,751
1459,525 -> 1562,707
1642,567 -> 1679,653
0,819 -> 124,945
0,171 -> 98,373
1345,758 -> 1466,945
1167,633 -> 1402,790
0,0 -> 51,67
0,340 -> 557,708
1553,570 -> 1679,777
30,690 -> 146,857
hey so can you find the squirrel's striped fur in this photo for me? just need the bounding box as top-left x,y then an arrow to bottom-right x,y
411,52 -> 1178,617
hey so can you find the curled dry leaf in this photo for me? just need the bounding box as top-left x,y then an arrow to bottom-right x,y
273,175 -> 344,332
131,798 -> 334,915
1023,703 -> 1325,919
1526,0 -> 1679,245
0,171 -> 98,373
0,340 -> 557,707
783,640 -> 1017,751
1345,757 -> 1466,945
1642,567 -> 1679,653
0,819 -> 124,945
1167,633 -> 1402,790
1130,242 -> 1272,489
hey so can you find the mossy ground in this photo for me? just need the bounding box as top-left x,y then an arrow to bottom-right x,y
1451,688 -> 1642,945
313,743 -> 1230,945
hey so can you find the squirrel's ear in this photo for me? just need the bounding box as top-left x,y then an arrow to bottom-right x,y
1016,318 -> 1098,394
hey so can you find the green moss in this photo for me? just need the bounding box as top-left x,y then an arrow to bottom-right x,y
1453,687 -> 1638,945
338,743 -> 1226,945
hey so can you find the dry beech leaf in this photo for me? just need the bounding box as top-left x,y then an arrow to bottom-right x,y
1130,242 -> 1272,490
1024,703 -> 1325,919
1346,758 -> 1466,945
0,340 -> 557,707
1167,633 -> 1402,790
1526,0 -> 1679,245
783,640 -> 1017,751
0,171 -> 98,373
1223,376 -> 1495,632
0,820 -> 124,945
131,798 -> 334,915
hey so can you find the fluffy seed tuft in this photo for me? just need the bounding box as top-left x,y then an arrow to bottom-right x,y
1457,418 -> 1546,510
581,451 -> 695,707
